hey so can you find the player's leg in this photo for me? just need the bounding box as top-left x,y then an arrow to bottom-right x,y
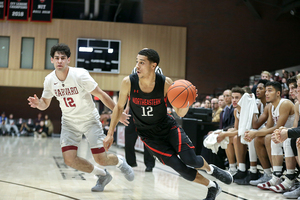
233,135 -> 248,180
257,139 -> 283,190
144,145 -> 155,172
169,126 -> 233,184
270,138 -> 296,193
225,136 -> 237,175
87,121 -> 134,182
124,117 -> 138,167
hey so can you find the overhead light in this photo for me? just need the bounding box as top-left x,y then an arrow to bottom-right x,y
79,47 -> 93,52
108,48 -> 113,53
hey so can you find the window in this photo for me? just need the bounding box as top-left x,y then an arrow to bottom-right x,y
20,38 -> 34,69
45,38 -> 59,69
0,37 -> 10,68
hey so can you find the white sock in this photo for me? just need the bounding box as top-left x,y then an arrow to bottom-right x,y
287,169 -> 295,175
273,166 -> 283,173
264,168 -> 272,176
229,163 -> 237,171
238,163 -> 246,172
206,165 -> 214,175
250,166 -> 257,173
91,166 -> 106,176
207,180 -> 216,188
116,155 -> 123,168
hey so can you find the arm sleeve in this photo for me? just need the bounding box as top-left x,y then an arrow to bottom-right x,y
288,127 -> 300,139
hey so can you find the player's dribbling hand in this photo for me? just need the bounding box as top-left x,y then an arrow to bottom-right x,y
103,134 -> 114,151
27,94 -> 40,108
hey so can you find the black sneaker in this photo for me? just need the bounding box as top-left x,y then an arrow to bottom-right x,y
203,181 -> 222,200
233,170 -> 247,180
210,164 -> 233,184
234,171 -> 261,185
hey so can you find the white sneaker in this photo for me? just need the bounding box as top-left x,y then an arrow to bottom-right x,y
269,177 -> 295,193
91,169 -> 112,192
257,174 -> 281,190
118,156 -> 134,181
298,196 -> 300,200
250,173 -> 272,186
284,185 -> 300,198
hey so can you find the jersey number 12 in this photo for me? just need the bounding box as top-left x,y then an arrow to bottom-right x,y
141,106 -> 153,116
63,97 -> 76,107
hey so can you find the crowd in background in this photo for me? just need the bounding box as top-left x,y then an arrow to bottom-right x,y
0,112 -> 54,138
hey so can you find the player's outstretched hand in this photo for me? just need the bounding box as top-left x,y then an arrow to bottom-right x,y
103,134 -> 114,151
119,112 -> 131,126
27,94 -> 40,108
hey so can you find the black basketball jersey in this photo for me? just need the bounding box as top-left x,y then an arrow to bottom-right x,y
129,73 -> 175,139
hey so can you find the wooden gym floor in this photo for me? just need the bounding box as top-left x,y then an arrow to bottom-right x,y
0,136 -> 290,200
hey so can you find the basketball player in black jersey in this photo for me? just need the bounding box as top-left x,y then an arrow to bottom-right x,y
104,48 -> 233,200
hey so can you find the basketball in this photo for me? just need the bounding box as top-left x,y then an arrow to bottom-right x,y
167,80 -> 196,108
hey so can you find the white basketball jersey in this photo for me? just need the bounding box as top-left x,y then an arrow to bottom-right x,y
271,99 -> 294,128
42,67 -> 98,120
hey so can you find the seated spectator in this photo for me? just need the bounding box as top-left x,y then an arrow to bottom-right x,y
34,113 -> 44,126
192,101 -> 201,108
44,114 -> 54,136
34,120 -> 48,138
0,112 -> 8,135
211,98 -> 222,122
204,99 -> 211,109
19,121 -> 32,136
7,113 -> 19,136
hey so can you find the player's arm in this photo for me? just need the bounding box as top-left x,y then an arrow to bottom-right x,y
165,77 -> 190,117
91,86 -> 116,111
103,76 -> 130,151
293,102 -> 299,128
28,94 -> 52,111
252,103 -> 271,129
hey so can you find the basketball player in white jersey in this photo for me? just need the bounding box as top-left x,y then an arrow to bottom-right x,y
27,43 -> 134,192
273,75 -> 300,199
244,81 -> 296,193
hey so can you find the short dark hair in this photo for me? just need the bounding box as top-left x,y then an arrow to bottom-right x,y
257,79 -> 270,87
50,43 -> 71,58
138,48 -> 160,66
266,81 -> 282,96
231,86 -> 245,96
287,76 -> 297,88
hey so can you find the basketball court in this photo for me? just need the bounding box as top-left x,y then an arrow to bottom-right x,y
0,136 -> 289,200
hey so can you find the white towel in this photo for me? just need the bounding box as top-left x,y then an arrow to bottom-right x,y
237,93 -> 259,144
203,129 -> 229,154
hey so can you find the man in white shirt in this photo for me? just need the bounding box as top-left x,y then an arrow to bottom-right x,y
28,43 -> 134,192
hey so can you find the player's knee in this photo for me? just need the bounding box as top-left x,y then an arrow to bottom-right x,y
180,155 -> 204,168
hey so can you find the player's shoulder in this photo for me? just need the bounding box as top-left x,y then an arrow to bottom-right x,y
44,70 -> 56,81
282,98 -> 294,107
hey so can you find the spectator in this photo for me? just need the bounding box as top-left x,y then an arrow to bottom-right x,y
273,72 -> 282,83
44,114 -> 54,136
19,120 -> 32,136
211,98 -> 222,122
0,112 -> 8,135
7,113 -> 19,136
34,120 -> 48,138
252,71 -> 271,97
34,113 -> 44,126
192,101 -> 201,108
218,95 -> 226,110
204,99 -> 211,109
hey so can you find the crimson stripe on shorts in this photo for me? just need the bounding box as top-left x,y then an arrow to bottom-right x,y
91,147 -> 105,154
62,146 -> 78,152
178,127 -> 182,152
142,141 -> 172,157
186,143 -> 195,149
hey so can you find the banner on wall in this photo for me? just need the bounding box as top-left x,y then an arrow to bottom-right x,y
7,0 -> 30,21
0,0 -> 5,20
31,0 -> 53,22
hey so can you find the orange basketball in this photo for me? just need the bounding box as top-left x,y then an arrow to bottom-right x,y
167,80 -> 196,108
